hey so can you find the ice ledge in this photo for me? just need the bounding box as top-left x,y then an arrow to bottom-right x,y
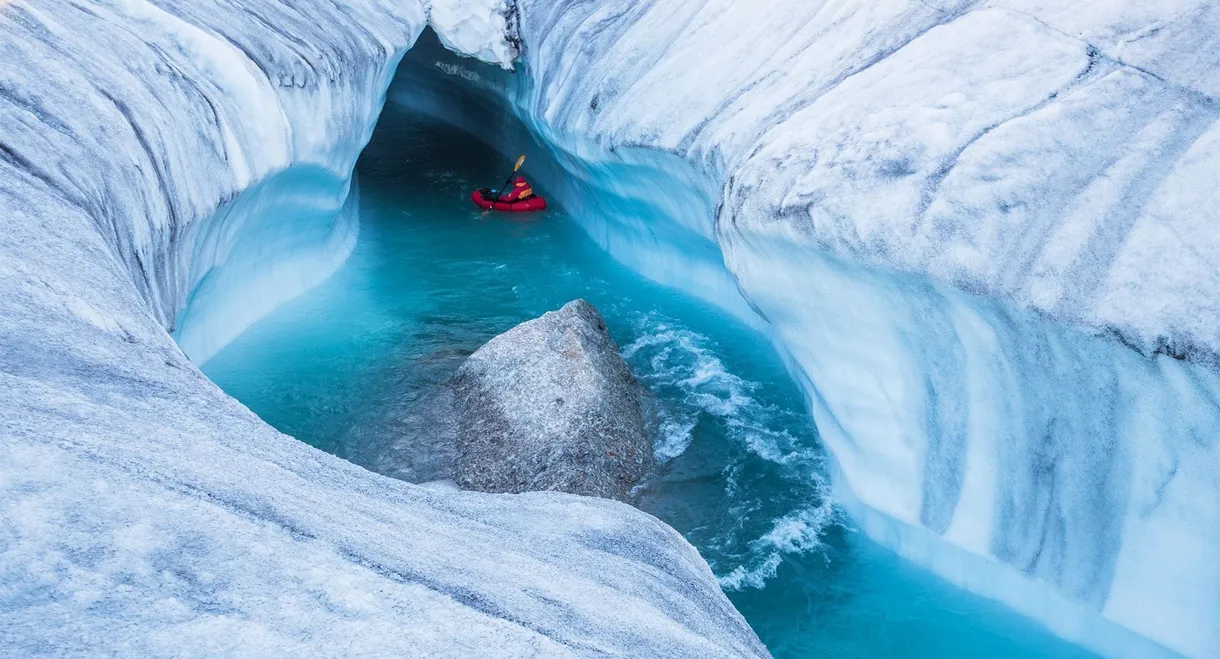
832,463 -> 1180,659
427,0 -> 519,69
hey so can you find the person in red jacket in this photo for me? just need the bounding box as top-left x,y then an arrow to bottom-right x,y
498,175 -> 535,202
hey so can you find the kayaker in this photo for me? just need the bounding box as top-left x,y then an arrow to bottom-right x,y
469,155 -> 547,212
498,176 -> 535,202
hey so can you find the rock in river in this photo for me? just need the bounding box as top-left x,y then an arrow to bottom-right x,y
450,300 -> 652,501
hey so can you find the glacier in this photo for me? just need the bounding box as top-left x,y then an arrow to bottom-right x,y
389,2 -> 1220,657
4,0 -> 1220,657
0,0 -> 767,656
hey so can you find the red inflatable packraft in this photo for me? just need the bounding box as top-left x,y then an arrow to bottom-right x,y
471,187 -> 547,212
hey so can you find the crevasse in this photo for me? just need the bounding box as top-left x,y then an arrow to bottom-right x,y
4,0 -> 1220,657
386,2 -> 1220,657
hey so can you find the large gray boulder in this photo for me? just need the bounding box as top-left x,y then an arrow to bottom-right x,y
450,300 -> 652,501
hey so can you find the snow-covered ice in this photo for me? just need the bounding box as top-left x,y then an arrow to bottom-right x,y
4,0 -> 1220,657
0,1 -> 767,656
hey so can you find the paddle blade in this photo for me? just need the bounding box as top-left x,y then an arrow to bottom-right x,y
513,155 -> 526,172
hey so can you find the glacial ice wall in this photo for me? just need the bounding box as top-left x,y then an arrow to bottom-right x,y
397,1 -> 1220,657
0,1 -> 768,656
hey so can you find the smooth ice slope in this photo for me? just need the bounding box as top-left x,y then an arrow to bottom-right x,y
0,1 -> 768,656
394,2 -> 1220,657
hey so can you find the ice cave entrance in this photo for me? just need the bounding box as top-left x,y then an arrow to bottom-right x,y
184,31 -> 1095,658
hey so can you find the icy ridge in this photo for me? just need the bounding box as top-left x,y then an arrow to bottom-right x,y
0,1 -> 767,656
449,1 -> 1218,657
516,0 -> 1220,360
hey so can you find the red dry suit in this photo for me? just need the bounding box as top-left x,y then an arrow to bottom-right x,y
498,176 -> 535,202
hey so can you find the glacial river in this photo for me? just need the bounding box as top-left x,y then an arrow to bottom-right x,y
201,105 -> 1093,658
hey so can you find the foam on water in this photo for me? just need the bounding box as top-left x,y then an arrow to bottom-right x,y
622,317 -> 818,467
719,499 -> 838,591
621,320 -> 753,462
619,313 -> 838,593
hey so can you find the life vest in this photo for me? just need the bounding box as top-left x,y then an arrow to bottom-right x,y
499,176 -> 534,202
